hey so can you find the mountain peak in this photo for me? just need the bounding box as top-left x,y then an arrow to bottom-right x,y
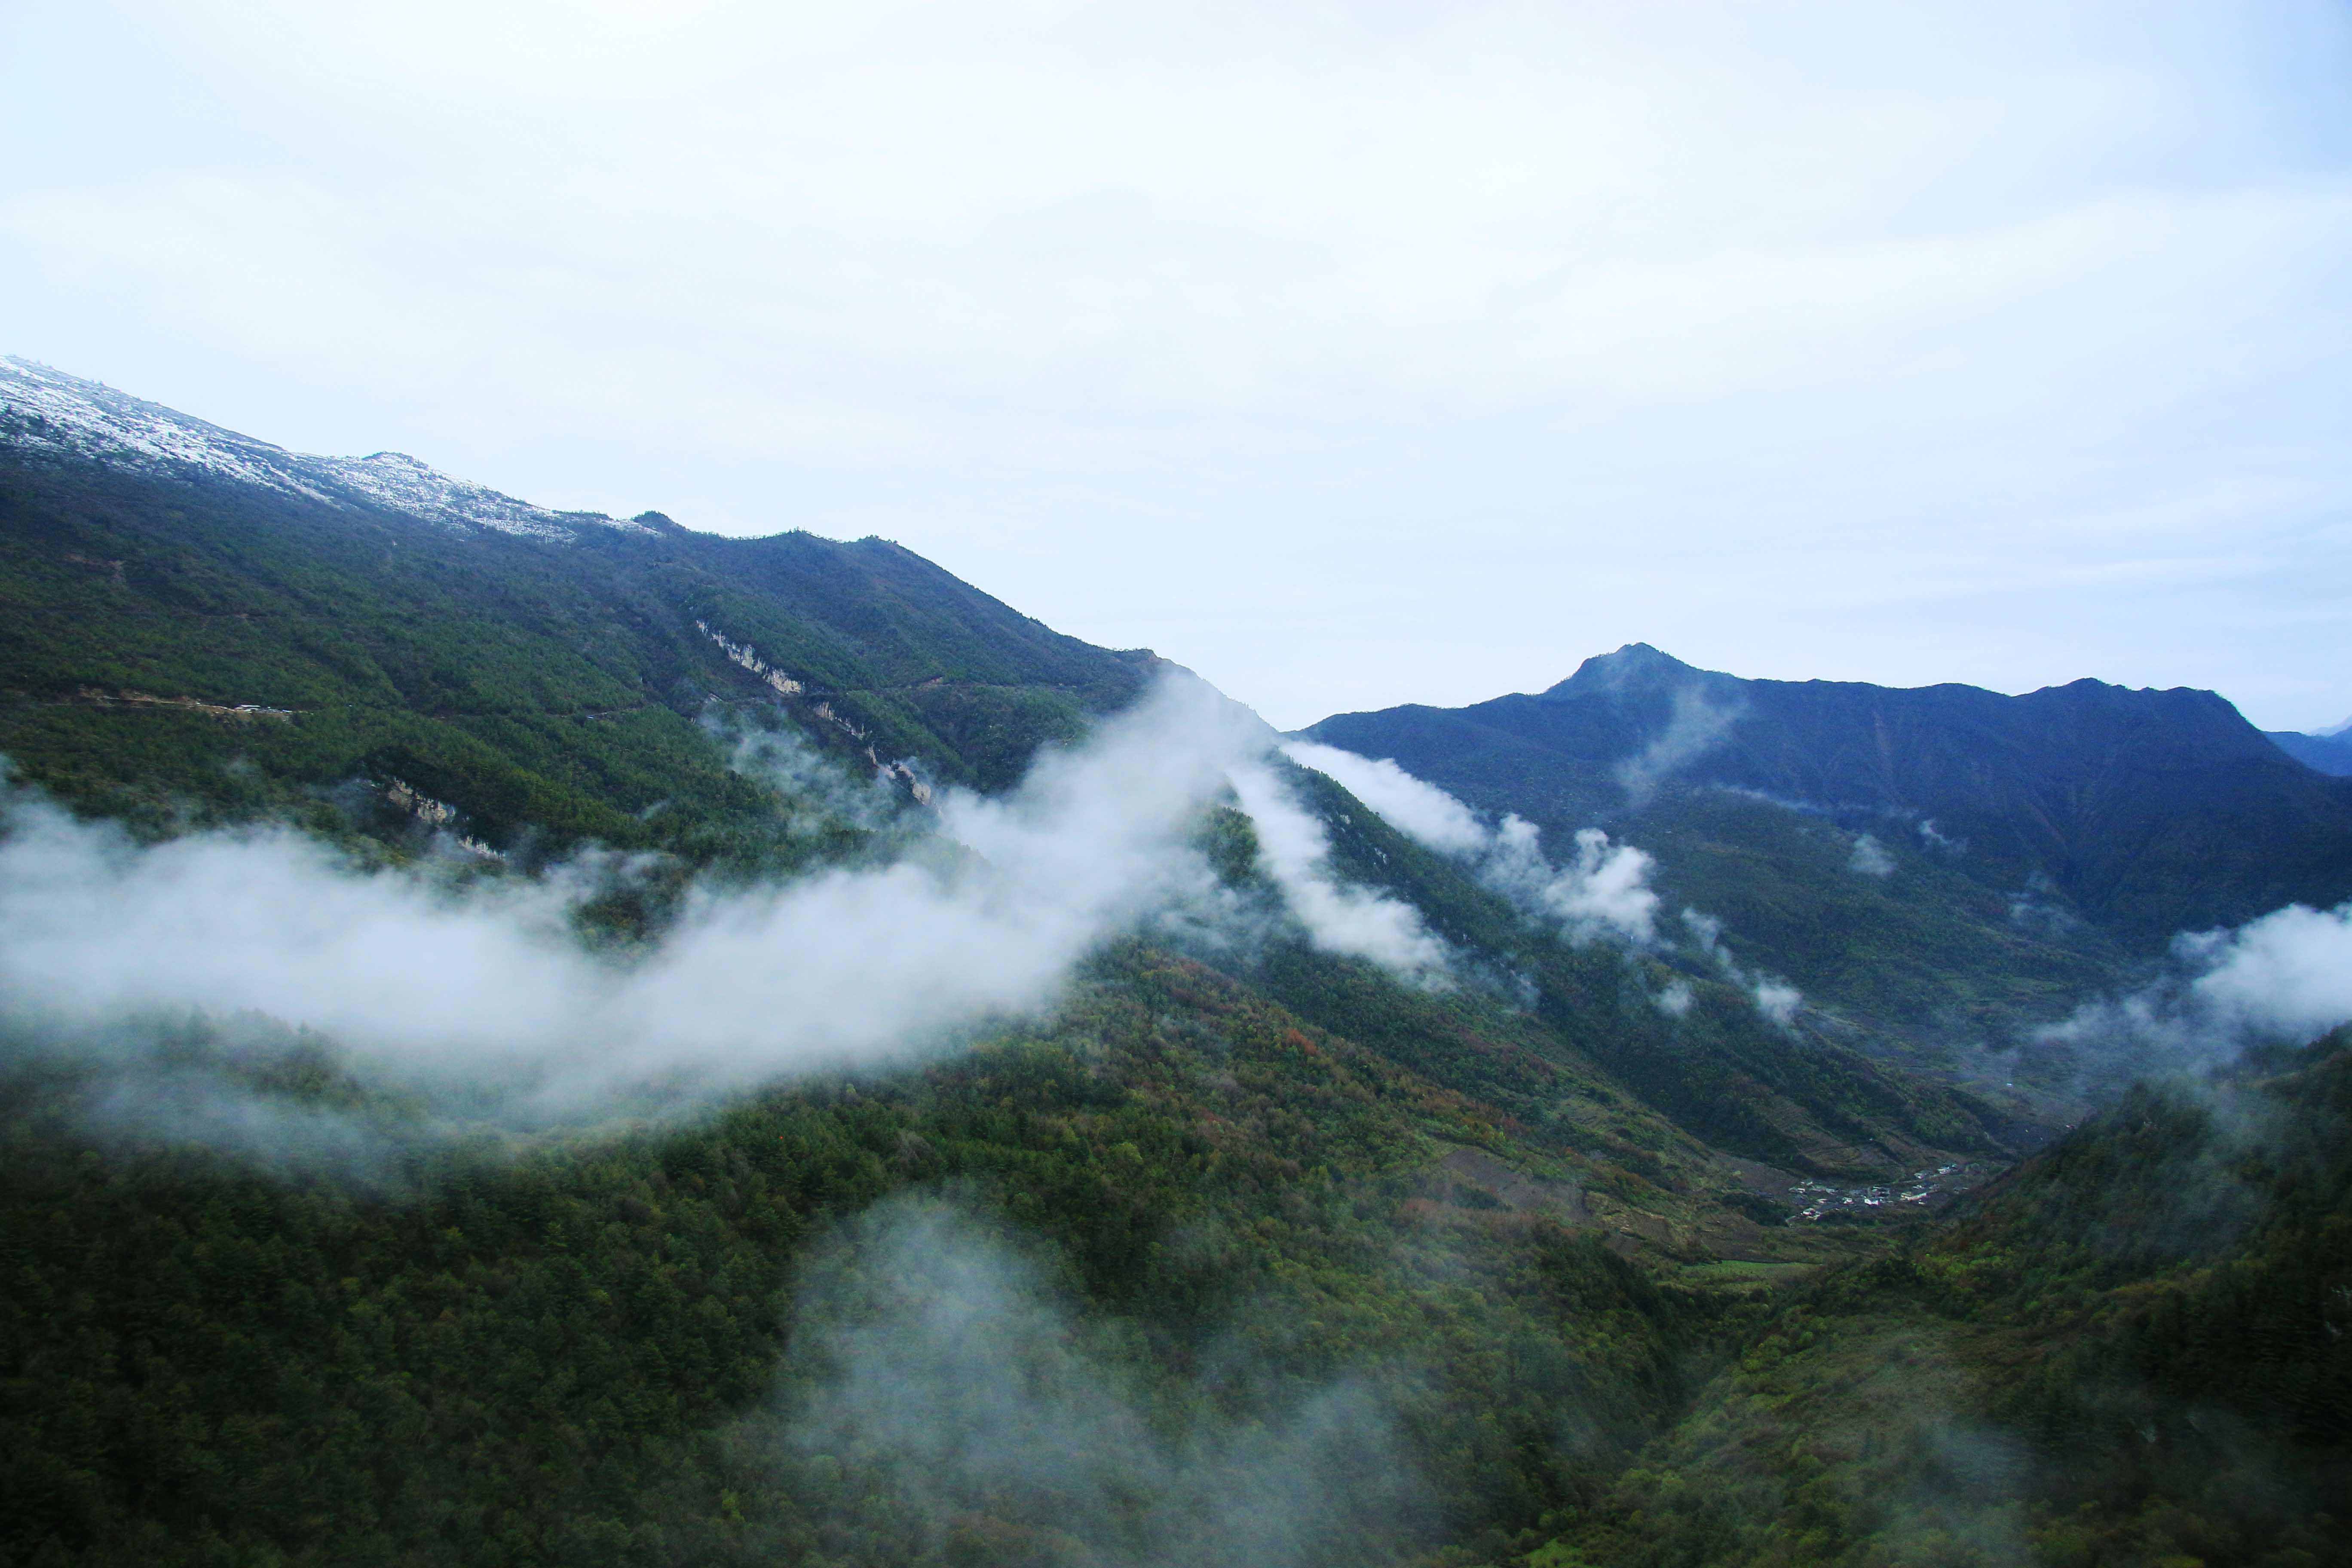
1542,643 -> 1712,699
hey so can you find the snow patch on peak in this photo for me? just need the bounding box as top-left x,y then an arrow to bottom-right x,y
0,356 -> 329,502
0,357 -> 656,542
306,450 -> 599,541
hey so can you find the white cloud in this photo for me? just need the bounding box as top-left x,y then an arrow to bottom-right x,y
1751,980 -> 1804,1028
0,673 -> 1274,1113
1681,908 -> 1807,1031
2178,901 -> 2352,1041
1277,741 -> 1486,855
1849,834 -> 1896,876
1267,743 -> 1831,1029
1225,762 -> 1452,984
1279,741 -> 1659,945
0,671 -> 1487,1129
1484,820 -> 1661,947
1613,687 -> 1745,804
2040,899 -> 2352,1072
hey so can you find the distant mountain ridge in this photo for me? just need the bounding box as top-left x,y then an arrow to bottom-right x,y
2268,726 -> 2352,776
1307,643 -> 2352,951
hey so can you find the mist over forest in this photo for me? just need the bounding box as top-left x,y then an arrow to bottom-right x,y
2,342 -> 2348,1568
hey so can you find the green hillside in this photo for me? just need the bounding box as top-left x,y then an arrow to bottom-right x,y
1,943 -> 1878,1568
1527,1032 -> 2352,1568
0,445 -> 1153,868
1232,767 -> 2033,1179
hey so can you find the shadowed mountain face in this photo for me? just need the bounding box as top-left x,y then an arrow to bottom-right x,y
1306,644 -> 2352,952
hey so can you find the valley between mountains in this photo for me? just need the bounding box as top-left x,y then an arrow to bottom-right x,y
1,358 -> 2346,1568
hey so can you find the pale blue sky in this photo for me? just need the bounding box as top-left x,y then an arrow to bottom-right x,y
4,1 -> 2347,730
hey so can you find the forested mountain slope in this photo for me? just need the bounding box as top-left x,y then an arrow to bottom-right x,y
1531,1031 -> 2352,1568
0,443 -> 1152,874
0,365 -> 2026,1179
0,953 -> 1767,1567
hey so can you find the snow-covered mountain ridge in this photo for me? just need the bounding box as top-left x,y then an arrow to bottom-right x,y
0,358 -> 655,541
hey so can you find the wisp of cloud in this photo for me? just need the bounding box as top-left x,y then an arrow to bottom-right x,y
1681,909 -> 1806,1029
1280,740 -> 1659,945
1613,686 -> 1746,805
1226,759 -> 1453,982
1279,738 -> 1817,1023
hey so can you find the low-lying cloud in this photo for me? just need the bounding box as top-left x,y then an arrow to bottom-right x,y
2043,899 -> 2352,1071
1280,740 -> 1658,945
1848,833 -> 1895,877
0,675 -> 1299,1117
1277,740 -> 1819,1024
766,1197 -> 1429,1568
1484,818 -> 1661,946
1682,909 -> 1806,1029
0,678 -> 1874,1144
1274,743 -> 1487,857
1279,738 -> 1787,1044
1614,686 -> 1745,805
1228,761 -> 1453,983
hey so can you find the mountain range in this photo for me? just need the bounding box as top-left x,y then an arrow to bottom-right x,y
2,359 -> 2346,1568
1307,640 -> 2352,947
1302,643 -> 2352,1093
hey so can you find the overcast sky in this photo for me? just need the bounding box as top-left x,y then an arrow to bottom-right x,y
4,1 -> 2347,731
